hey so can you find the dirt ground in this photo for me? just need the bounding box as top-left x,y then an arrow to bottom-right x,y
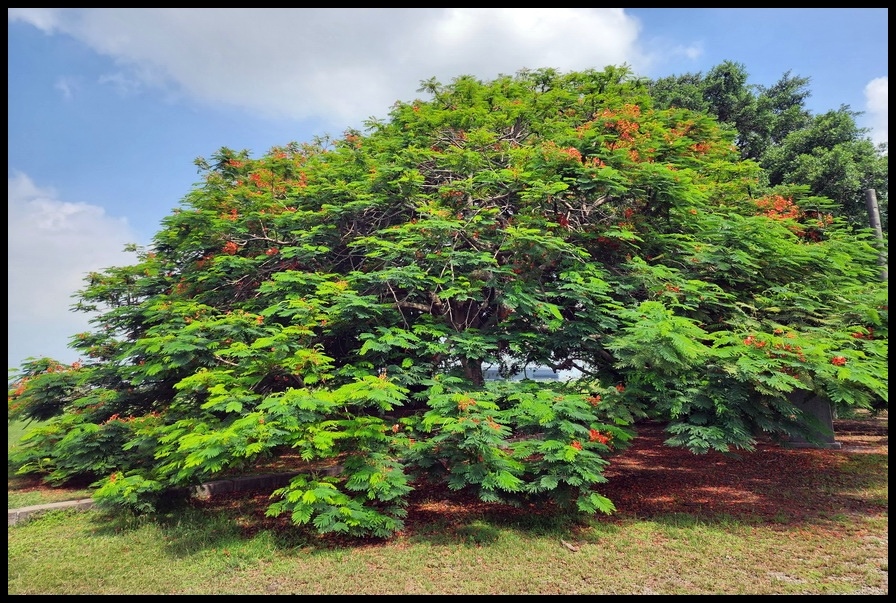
187,411 -> 887,541
11,412 -> 887,537
592,413 -> 888,523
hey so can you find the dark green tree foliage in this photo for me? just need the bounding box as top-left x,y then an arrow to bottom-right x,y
9,67 -> 888,538
649,60 -> 888,230
762,109 -> 889,229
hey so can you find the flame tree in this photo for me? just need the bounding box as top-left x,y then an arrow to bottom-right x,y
9,66 -> 887,537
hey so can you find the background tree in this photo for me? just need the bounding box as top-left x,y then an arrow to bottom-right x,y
9,66 -> 888,538
649,60 -> 888,230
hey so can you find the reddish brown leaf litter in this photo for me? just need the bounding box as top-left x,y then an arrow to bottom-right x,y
196,413 -> 887,545
11,413 -> 886,544
596,416 -> 888,524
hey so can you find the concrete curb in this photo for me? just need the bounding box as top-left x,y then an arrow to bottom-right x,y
8,498 -> 96,526
7,474 -> 295,526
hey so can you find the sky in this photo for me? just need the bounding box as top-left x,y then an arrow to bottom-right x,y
7,8 -> 889,372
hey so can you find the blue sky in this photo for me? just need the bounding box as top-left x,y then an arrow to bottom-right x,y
7,8 -> 889,371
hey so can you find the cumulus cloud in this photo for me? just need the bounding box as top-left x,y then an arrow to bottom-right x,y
4,7 -> 652,371
53,76 -> 79,100
7,8 -> 885,371
863,76 -> 888,146
8,171 -> 139,370
7,8 -> 648,130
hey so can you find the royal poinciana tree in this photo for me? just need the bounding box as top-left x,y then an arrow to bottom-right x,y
8,66 -> 888,538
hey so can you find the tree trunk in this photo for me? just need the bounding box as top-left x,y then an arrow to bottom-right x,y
461,357 -> 484,386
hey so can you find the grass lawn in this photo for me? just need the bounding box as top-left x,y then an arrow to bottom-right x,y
8,412 -> 888,594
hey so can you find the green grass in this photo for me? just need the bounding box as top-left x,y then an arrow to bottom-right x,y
8,415 -> 888,594
8,418 -> 29,449
7,504 -> 888,594
8,419 -> 95,508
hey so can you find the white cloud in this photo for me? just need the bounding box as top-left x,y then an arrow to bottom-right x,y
53,76 -> 78,100
864,76 -> 888,147
97,71 -> 144,97
7,7 -> 66,32
7,8 -> 647,130
8,171 -> 139,370
8,8 -> 885,374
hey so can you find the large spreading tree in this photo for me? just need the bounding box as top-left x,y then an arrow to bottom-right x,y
8,66 -> 888,538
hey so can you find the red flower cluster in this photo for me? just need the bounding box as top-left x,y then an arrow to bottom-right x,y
831,356 -> 848,366
743,334 -> 767,348
755,195 -> 800,221
457,396 -> 476,411
589,429 -> 610,445
561,147 -> 582,161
